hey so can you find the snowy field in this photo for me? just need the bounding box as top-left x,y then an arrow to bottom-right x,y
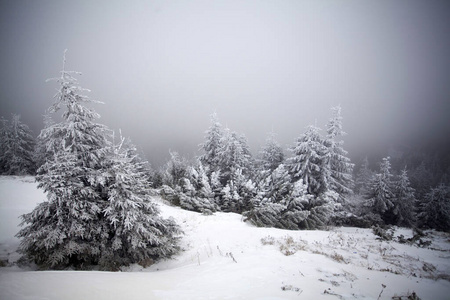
0,176 -> 449,300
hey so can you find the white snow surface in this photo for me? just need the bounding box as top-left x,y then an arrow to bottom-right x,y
0,176 -> 449,300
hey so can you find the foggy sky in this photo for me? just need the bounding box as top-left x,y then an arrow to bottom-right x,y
1,0 -> 449,167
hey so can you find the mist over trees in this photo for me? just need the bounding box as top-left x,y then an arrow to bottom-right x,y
159,109 -> 449,232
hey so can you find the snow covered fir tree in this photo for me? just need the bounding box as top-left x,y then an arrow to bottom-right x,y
418,183 -> 450,232
16,53 -> 180,270
324,106 -> 354,201
0,114 -> 36,175
363,156 -> 396,224
392,167 -> 417,227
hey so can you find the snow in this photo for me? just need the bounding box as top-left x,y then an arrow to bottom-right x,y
1,176 -> 449,299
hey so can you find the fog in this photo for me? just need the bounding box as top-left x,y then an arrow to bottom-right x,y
1,0 -> 449,167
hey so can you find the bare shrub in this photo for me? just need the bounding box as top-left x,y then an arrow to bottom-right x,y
260,235 -> 275,245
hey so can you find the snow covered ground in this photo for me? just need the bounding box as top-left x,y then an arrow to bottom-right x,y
0,176 -> 449,299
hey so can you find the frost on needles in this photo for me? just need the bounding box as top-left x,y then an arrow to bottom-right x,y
16,52 -> 180,270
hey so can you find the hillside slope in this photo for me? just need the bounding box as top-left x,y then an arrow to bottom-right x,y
0,176 -> 449,299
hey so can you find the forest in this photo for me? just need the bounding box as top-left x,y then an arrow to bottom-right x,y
0,58 -> 449,271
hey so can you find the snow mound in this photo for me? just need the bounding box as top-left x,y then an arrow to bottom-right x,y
1,176 -> 449,299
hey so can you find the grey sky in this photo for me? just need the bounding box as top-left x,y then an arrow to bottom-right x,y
1,0 -> 449,167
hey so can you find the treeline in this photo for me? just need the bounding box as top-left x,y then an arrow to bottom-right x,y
157,108 -> 353,231
155,111 -> 450,232
2,83 -> 449,235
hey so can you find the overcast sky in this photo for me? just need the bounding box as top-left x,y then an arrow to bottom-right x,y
1,0 -> 449,167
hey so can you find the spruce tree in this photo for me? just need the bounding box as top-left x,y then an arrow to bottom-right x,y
178,161 -> 219,214
162,151 -> 189,188
219,168 -> 256,213
355,156 -> 374,195
17,52 -> 111,268
217,129 -> 253,183
100,137 -> 180,269
17,52 -> 180,269
418,183 -> 450,231
258,131 -> 284,172
246,178 -> 332,230
287,125 -> 328,197
390,168 -> 416,227
364,157 -> 395,224
199,112 -> 223,173
34,114 -> 55,170
325,106 -> 354,200
0,116 -> 11,173
0,115 -> 36,175
216,129 -> 254,212
257,164 -> 292,205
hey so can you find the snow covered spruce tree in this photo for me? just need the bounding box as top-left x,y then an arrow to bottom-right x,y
391,167 -> 417,227
247,131 -> 290,228
17,52 -> 179,270
216,128 -> 255,212
247,125 -> 337,230
196,113 -> 257,213
324,106 -> 354,200
161,151 -> 189,188
0,116 -> 11,173
354,156 -> 374,195
287,125 -> 329,196
0,114 -> 36,175
199,112 -> 224,174
100,136 -> 180,270
34,114 -> 55,170
244,173 -> 297,229
165,159 -> 219,214
17,53 -> 112,269
280,179 -> 335,230
257,131 -> 284,173
418,183 -> 450,232
364,157 -> 395,225
245,176 -> 335,230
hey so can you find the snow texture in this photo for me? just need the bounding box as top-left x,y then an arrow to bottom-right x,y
1,176 -> 450,299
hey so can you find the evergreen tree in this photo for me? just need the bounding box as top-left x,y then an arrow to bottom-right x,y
199,112 -> 223,173
392,167 -> 416,227
215,129 -> 254,212
256,164 -> 292,205
410,161 -> 434,199
245,179 -> 333,230
0,115 -> 36,175
17,52 -> 111,268
162,151 -> 189,188
217,129 -> 253,183
258,131 -> 284,172
279,180 -> 314,229
100,137 -> 180,269
0,116 -> 11,173
355,156 -> 374,194
364,157 -> 395,224
17,52 -> 180,269
219,168 -> 257,213
34,114 -> 55,170
325,106 -> 354,199
287,125 -> 328,197
178,161 -> 219,214
418,183 -> 450,232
